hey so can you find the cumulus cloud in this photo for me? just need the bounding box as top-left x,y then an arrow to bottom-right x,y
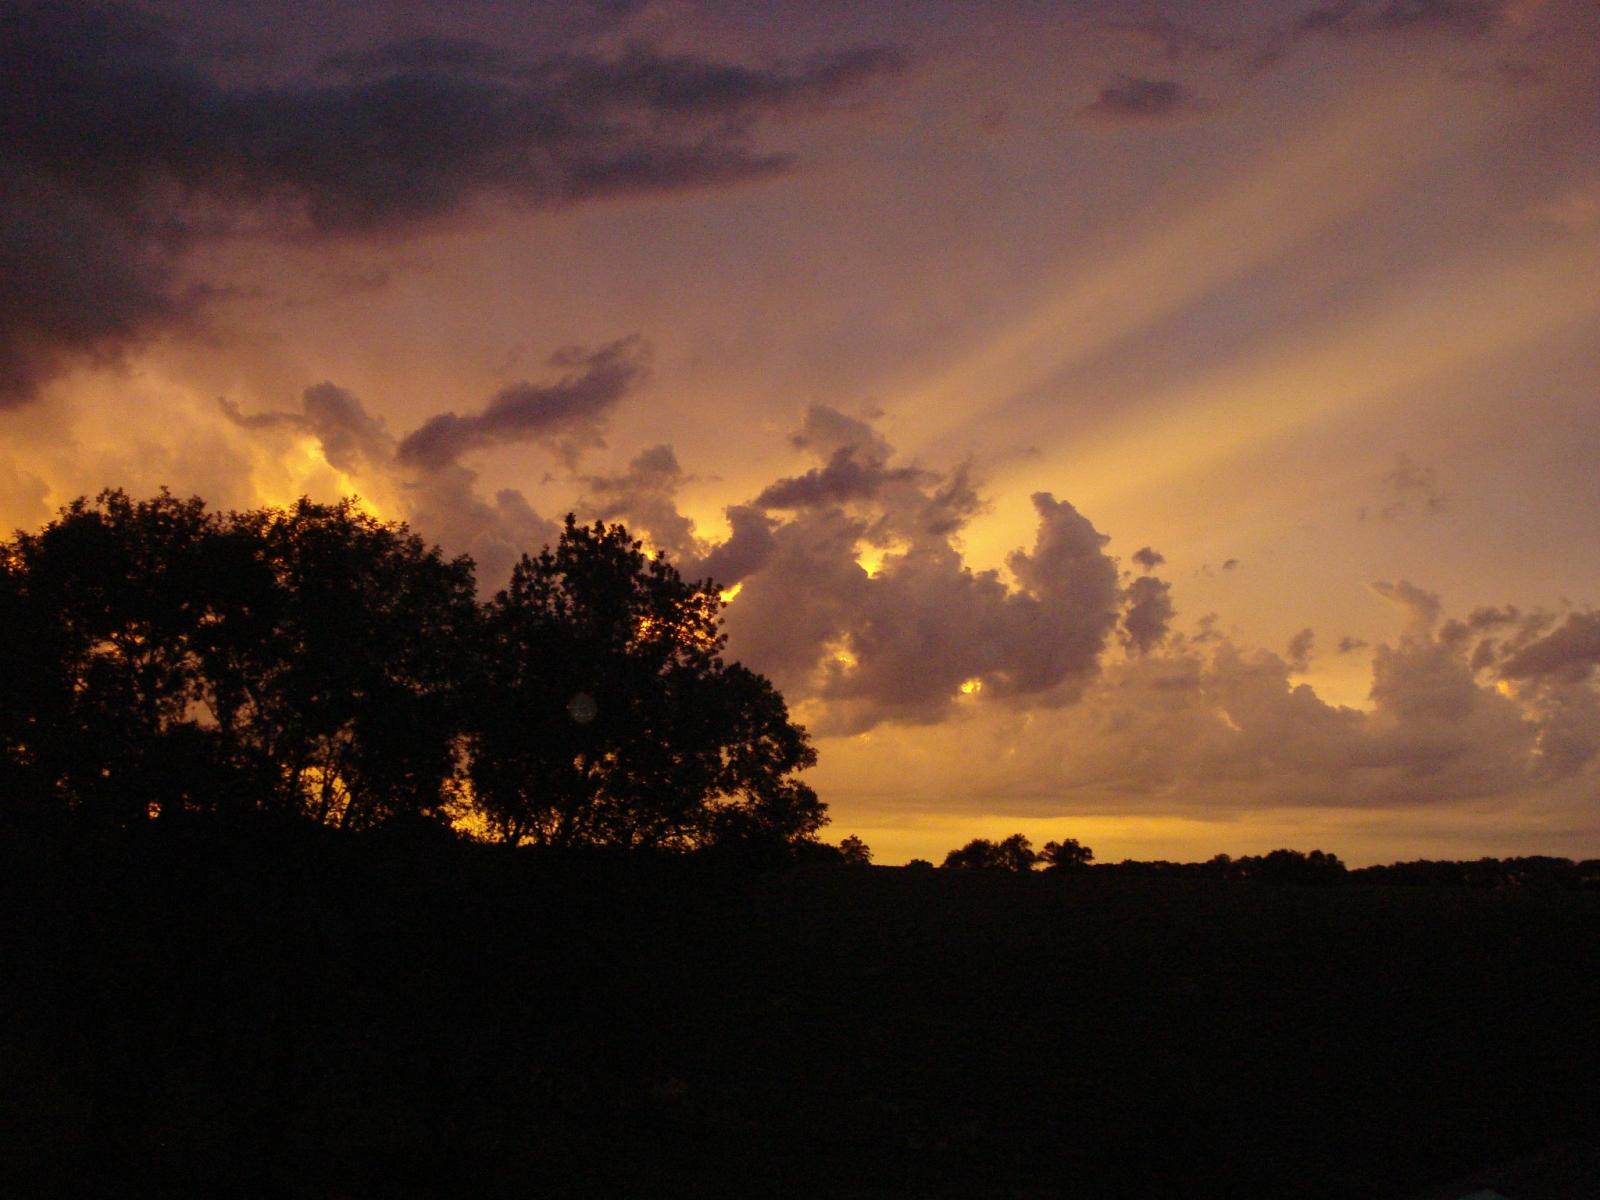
209,384 -> 1600,829
396,337 -> 650,470
580,442 -> 699,562
825,587 -> 1600,829
1081,76 -> 1206,121
222,372 -> 564,588
703,410 -> 1146,733
0,1 -> 903,404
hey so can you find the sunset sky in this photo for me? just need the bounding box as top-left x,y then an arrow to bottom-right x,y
5,0 -> 1600,863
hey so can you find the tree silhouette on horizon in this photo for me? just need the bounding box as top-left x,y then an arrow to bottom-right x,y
469,515 -> 823,850
1,490 -> 822,850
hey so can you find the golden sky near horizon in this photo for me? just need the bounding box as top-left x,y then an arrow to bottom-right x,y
5,0 -> 1600,863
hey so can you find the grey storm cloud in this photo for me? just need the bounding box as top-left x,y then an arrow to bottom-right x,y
0,1 -> 903,405
396,337 -> 651,470
1081,76 -> 1205,121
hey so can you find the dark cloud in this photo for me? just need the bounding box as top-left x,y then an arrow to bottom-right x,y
0,163 -> 182,408
692,504 -> 777,588
755,448 -> 929,511
397,337 -> 650,470
1499,611 -> 1600,684
1081,76 -> 1205,121
222,381 -> 393,473
1132,545 -> 1166,572
1296,0 -> 1508,37
0,1 -> 903,403
1122,575 -> 1175,655
1336,635 -> 1369,654
580,443 -> 699,562
1285,627 -> 1315,673
1222,558 -> 1239,572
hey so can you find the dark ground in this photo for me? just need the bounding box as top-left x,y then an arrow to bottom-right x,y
3,820 -> 1597,1197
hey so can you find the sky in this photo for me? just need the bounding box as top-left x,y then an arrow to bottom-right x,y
5,0 -> 1600,864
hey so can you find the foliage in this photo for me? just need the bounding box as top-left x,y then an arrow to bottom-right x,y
941,833 -> 1038,872
1040,837 -> 1094,870
467,516 -> 821,850
838,834 -> 872,866
1,493 -> 820,850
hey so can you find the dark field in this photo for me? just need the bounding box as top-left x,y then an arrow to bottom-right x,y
4,823 -> 1597,1197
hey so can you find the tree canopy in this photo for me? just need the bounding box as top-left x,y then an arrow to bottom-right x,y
1,491 -> 823,851
941,833 -> 1039,872
468,515 -> 823,850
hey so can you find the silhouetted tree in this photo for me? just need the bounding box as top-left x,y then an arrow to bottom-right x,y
1230,848 -> 1347,885
467,516 -> 822,850
232,498 -> 479,829
838,835 -> 872,866
941,833 -> 1038,872
1,491 -> 477,829
1040,837 -> 1094,870
0,490 -> 231,822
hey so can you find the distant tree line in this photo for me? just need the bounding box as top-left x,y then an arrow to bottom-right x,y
0,490 -> 824,852
935,836 -> 1599,889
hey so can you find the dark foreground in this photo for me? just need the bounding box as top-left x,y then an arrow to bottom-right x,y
4,822 -> 1597,1197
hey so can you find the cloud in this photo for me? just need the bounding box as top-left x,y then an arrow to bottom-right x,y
397,337 -> 650,470
1122,576 -> 1175,655
0,2 -> 903,403
580,443 -> 699,562
222,381 -> 393,473
704,412 -> 1134,734
1360,451 -> 1447,520
1286,627 -> 1315,673
1131,546 -> 1166,572
0,163 -> 182,409
1372,579 -> 1443,633
1499,611 -> 1600,684
825,588 -> 1600,826
222,374 -> 561,588
1296,0 -> 1509,37
1081,76 -> 1206,121
1102,17 -> 1229,62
